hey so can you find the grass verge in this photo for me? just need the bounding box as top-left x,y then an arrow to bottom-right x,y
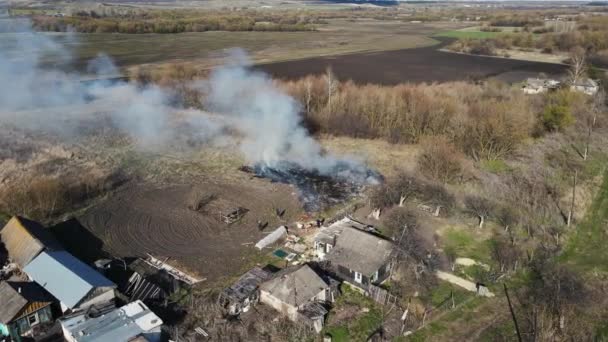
561,167 -> 608,274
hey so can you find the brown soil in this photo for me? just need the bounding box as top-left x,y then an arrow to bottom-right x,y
257,38 -> 568,85
79,178 -> 303,282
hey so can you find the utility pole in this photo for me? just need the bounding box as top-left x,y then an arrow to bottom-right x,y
504,284 -> 523,342
567,169 -> 578,227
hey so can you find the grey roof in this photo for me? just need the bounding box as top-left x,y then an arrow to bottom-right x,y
0,281 -> 53,323
61,300 -> 162,342
0,281 -> 27,323
24,251 -> 116,308
314,217 -> 371,245
326,227 -> 393,276
223,266 -> 272,302
0,216 -> 62,267
260,265 -> 328,307
573,78 -> 598,87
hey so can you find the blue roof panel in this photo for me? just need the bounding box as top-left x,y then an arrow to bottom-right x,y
24,251 -> 115,308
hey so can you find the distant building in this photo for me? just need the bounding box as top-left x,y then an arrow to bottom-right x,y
571,78 -> 599,95
60,300 -> 163,342
259,265 -> 331,333
522,78 -> 560,94
24,250 -> 116,313
0,281 -> 56,340
0,216 -> 62,268
317,218 -> 393,289
219,266 -> 272,316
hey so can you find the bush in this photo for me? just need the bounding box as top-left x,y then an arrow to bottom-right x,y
417,135 -> 465,184
542,105 -> 574,131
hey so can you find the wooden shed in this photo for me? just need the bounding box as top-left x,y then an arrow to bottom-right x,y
0,216 -> 62,268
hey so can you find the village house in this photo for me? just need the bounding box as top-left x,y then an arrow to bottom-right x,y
0,281 -> 56,340
571,78 -> 599,95
315,218 -> 393,289
60,300 -> 163,342
0,216 -> 63,269
218,266 -> 272,316
259,265 -> 332,333
24,250 -> 117,313
522,78 -> 560,94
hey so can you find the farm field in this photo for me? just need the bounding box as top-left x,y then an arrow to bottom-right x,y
78,177 -> 304,285
257,38 -> 568,85
435,28 -> 505,39
16,19 -> 460,72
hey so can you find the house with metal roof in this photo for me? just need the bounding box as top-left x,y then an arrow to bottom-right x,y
24,250 -> 116,313
317,218 -> 393,289
60,300 -> 163,342
0,216 -> 62,268
0,281 -> 56,340
259,265 -> 331,333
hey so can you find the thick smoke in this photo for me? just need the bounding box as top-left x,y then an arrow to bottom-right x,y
0,20 -> 377,184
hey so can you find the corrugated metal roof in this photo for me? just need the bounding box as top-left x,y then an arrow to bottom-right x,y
61,300 -> 163,342
0,216 -> 62,268
24,251 -> 116,308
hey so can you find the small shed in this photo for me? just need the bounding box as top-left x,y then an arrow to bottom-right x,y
0,216 -> 62,268
219,266 -> 272,315
24,250 -> 116,312
255,226 -> 287,250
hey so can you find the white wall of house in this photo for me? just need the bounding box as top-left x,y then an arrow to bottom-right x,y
75,288 -> 116,311
260,290 -> 299,321
260,288 -> 327,322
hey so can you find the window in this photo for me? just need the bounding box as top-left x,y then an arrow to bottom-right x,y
371,271 -> 379,283
326,244 -> 333,253
28,313 -> 39,327
354,271 -> 362,283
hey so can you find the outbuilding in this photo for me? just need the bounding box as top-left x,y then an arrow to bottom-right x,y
24,250 -> 117,313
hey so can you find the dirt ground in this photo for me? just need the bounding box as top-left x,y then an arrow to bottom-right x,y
257,38 -> 568,85
79,177 -> 303,283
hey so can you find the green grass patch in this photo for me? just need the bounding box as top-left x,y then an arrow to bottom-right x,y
435,29 -> 503,39
562,167 -> 608,273
324,284 -> 383,342
442,228 -> 492,264
325,326 -> 349,342
428,281 -> 470,308
480,159 -> 511,174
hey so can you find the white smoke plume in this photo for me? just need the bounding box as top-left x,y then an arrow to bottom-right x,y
0,20 -> 376,182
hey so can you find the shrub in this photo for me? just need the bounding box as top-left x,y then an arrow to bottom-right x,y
417,135 -> 465,184
542,105 -> 574,131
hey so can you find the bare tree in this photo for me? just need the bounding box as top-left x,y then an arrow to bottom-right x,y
464,195 -> 494,229
325,66 -> 338,109
568,47 -> 587,86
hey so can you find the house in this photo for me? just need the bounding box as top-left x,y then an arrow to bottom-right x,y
60,300 -> 163,342
24,250 -> 117,313
218,266 -> 272,316
0,281 -> 56,340
0,216 -> 62,268
317,218 -> 393,289
522,78 -> 560,94
259,265 -> 331,333
313,217 -> 374,260
571,78 -> 599,95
